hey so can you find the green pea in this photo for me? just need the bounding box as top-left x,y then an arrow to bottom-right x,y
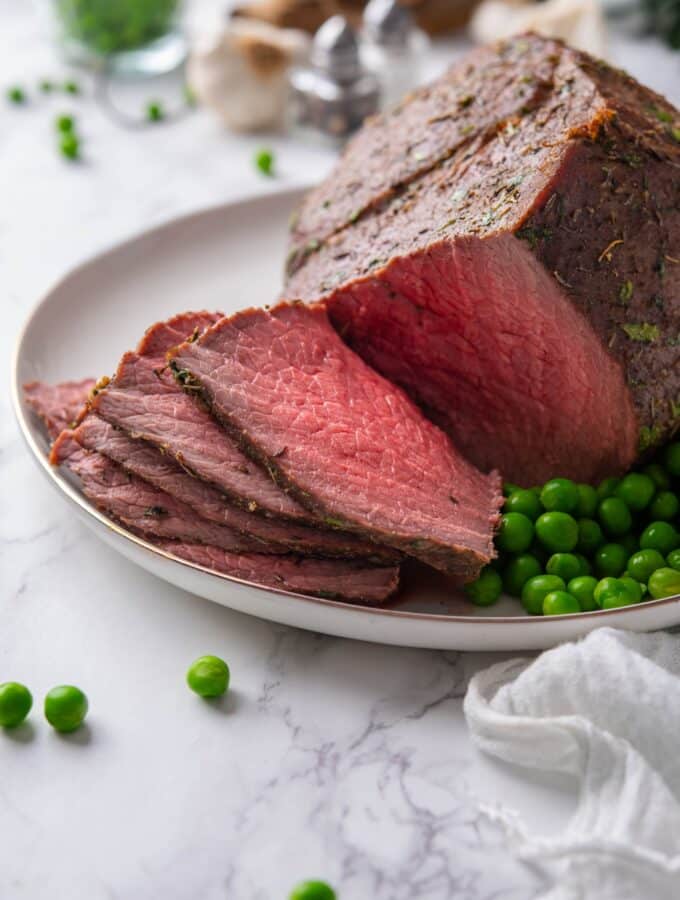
576,518 -> 604,554
648,491 -> 679,522
600,580 -> 639,609
567,575 -> 599,611
6,85 -> 25,104
542,590 -> 580,615
575,483 -> 598,518
496,512 -> 534,553
540,478 -> 579,513
642,463 -> 670,491
521,574 -> 566,615
56,113 -> 75,133
627,548 -> 666,582
289,881 -> 336,900
60,132 -> 80,160
504,489 -> 543,521
614,473 -> 656,511
63,80 -> 80,95
664,442 -> 680,477
186,655 -> 230,697
255,148 -> 274,176
44,685 -> 88,732
619,576 -> 644,603
535,512 -> 578,553
639,521 -> 679,556
502,553 -> 542,597
594,576 -> 621,606
0,682 -> 33,728
596,477 -> 620,500
503,482 -> 521,497
574,553 -> 592,575
594,542 -> 628,577
598,497 -> 632,536
546,553 -> 581,582
668,549 -> 680,571
146,100 -> 164,122
648,568 -> 680,600
465,567 -> 503,606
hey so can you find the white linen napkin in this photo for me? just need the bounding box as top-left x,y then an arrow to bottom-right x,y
463,628 -> 680,899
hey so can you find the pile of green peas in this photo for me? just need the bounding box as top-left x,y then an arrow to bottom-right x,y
55,0 -> 180,56
466,441 -> 680,615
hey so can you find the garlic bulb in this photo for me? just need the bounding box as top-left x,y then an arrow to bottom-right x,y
188,19 -> 311,132
470,0 -> 608,59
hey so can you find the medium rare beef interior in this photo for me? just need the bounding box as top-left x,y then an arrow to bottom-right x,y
88,312 -> 392,561
168,302 -> 502,581
69,413 -> 398,562
51,431 -> 275,554
285,34 -> 680,485
29,377 -> 400,604
91,314 -> 316,523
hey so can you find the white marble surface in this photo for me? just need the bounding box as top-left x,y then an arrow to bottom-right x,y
1,5 -> 678,899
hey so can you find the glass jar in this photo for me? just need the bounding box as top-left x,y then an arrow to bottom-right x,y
52,0 -> 186,75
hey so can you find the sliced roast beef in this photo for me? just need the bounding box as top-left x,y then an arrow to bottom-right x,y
24,379 -> 96,440
91,315 -> 315,524
49,431 -> 399,602
51,431 -> 274,553
285,34 -> 680,484
155,541 -> 400,603
69,413 -> 398,563
168,302 -> 503,580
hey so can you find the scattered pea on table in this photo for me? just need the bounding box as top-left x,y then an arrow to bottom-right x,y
289,881 -> 337,900
186,655 -> 230,698
44,685 -> 88,732
0,682 -> 33,728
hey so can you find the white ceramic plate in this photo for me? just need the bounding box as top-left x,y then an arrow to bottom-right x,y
12,188 -> 680,650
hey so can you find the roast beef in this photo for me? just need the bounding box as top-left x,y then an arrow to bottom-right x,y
168,302 -> 502,580
154,541 -> 400,603
24,379 -> 96,440
91,313 -> 316,523
30,386 -> 400,603
50,431 -> 272,553
285,34 -> 680,485
69,413 -> 398,562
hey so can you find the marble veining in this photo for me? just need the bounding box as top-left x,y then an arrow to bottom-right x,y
2,5 -> 677,898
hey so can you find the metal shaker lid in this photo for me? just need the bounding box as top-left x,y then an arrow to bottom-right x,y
310,15 -> 362,83
363,0 -> 414,48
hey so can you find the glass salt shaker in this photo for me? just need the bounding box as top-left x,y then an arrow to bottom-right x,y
361,0 -> 429,109
289,15 -> 381,146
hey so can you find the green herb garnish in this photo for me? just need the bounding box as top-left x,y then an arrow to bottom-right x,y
517,225 -> 551,249
619,280 -> 633,303
63,80 -> 80,95
649,105 -> 673,123
621,322 -> 659,342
